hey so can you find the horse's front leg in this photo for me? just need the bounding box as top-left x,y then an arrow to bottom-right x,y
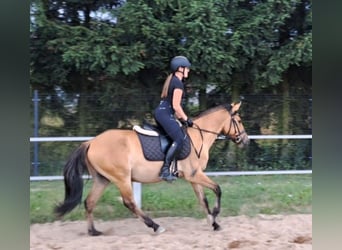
190,174 -> 222,231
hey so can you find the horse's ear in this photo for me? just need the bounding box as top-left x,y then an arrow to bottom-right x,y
231,101 -> 242,113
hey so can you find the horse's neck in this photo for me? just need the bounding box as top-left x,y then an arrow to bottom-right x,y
195,109 -> 228,132
192,109 -> 229,149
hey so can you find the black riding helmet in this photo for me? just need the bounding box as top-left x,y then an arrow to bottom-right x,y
170,56 -> 191,72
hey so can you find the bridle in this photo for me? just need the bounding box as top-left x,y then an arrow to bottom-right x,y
226,111 -> 247,144
188,108 -> 247,158
192,111 -> 246,142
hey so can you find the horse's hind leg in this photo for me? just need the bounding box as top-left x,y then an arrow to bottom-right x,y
190,173 -> 222,231
84,173 -> 110,236
117,181 -> 165,234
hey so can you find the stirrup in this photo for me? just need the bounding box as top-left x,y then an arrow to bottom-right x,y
159,173 -> 177,182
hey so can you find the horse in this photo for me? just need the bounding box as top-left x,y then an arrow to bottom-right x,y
54,102 -> 249,235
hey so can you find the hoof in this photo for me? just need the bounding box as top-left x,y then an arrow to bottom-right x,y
213,222 -> 221,231
207,215 -> 221,231
155,226 -> 166,234
88,229 -> 103,236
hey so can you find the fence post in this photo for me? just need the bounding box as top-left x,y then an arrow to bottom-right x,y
32,90 -> 40,176
133,182 -> 142,208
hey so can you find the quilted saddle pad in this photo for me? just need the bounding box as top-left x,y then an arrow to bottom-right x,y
137,133 -> 191,161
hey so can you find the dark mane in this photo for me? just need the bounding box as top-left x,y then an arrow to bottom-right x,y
193,104 -> 230,120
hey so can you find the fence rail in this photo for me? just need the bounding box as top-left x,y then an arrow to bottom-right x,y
30,170 -> 312,182
29,134 -> 312,142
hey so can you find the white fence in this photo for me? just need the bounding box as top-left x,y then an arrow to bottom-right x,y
29,134 -> 312,142
30,135 -> 312,208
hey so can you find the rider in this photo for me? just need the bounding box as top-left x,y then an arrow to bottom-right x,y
154,56 -> 194,182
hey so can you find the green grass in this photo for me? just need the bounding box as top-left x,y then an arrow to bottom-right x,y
30,175 -> 312,224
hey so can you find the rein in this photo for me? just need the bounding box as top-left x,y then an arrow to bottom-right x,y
188,124 -> 205,158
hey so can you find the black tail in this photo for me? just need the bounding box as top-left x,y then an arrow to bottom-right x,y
54,143 -> 89,217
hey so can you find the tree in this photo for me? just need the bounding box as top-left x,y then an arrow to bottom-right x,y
30,0 -> 147,134
221,0 -> 311,133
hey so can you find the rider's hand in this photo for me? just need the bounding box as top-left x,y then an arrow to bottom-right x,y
186,118 -> 193,127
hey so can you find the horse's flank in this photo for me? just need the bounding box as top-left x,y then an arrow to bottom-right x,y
87,129 -> 164,184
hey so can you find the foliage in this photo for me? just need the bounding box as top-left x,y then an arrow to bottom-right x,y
262,31 -> 312,84
224,0 -> 312,90
30,0 -> 312,93
30,0 -> 144,90
207,138 -> 311,171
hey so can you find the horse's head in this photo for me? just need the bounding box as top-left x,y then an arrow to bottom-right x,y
222,102 -> 249,147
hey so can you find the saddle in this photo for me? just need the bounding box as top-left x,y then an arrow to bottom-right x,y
133,122 -> 191,161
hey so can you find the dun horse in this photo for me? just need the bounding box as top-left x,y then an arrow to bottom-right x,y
54,102 -> 249,235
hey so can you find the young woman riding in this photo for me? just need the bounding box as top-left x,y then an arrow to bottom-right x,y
154,56 -> 194,182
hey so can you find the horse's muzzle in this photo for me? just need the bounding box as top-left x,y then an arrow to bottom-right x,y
235,132 -> 249,147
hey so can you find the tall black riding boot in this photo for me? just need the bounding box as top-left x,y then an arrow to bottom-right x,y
159,142 -> 179,182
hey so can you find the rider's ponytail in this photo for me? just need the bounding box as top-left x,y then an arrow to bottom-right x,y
161,74 -> 173,98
